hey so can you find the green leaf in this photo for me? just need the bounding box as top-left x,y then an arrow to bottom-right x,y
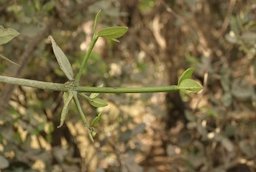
178,68 -> 194,85
49,36 -> 74,80
89,93 -> 99,99
89,84 -> 103,99
58,91 -> 74,128
93,10 -> 102,32
81,93 -> 108,107
91,112 -> 102,126
178,79 -> 203,93
0,26 -> 20,45
88,97 -> 108,107
97,26 -> 128,40
0,54 -> 19,66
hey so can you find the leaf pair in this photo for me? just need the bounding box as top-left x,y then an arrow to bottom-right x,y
178,68 -> 203,93
49,36 -> 87,128
93,10 -> 128,42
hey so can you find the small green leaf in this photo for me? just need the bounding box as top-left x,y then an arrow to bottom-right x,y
58,91 -> 73,128
88,97 -> 108,107
93,10 -> 102,32
89,84 -> 103,99
0,26 -> 20,45
0,54 -> 19,66
178,68 -> 194,85
178,79 -> 203,93
89,93 -> 99,99
91,112 -> 102,126
49,36 -> 74,80
97,26 -> 128,40
81,94 -> 108,108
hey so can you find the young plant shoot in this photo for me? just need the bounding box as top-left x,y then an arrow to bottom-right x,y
0,11 -> 203,141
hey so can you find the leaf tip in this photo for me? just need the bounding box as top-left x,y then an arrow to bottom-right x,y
57,122 -> 63,128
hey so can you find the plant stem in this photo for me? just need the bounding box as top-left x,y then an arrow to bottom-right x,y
0,75 -> 67,91
75,85 -> 179,93
75,35 -> 99,84
0,75 -> 179,93
73,92 -> 89,127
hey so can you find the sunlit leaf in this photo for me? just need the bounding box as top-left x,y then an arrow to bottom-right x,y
97,26 -> 128,40
0,26 -> 20,45
90,92 -> 99,99
58,91 -> 73,128
0,54 -> 19,66
88,97 -> 108,107
178,79 -> 203,93
49,36 -> 74,80
178,68 -> 194,85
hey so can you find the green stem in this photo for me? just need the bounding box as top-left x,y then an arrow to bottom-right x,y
73,93 -> 89,127
0,75 -> 179,93
75,35 -> 99,84
75,85 -> 179,93
0,75 -> 67,91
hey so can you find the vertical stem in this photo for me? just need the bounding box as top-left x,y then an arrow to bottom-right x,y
75,35 -> 99,84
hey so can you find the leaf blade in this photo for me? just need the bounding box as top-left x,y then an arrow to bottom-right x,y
88,97 -> 108,107
58,91 -> 74,128
178,79 -> 203,93
81,94 -> 108,108
178,68 -> 194,85
49,36 -> 74,80
97,26 -> 128,40
0,26 -> 20,45
89,92 -> 99,99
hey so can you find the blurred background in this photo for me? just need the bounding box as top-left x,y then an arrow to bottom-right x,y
0,0 -> 255,172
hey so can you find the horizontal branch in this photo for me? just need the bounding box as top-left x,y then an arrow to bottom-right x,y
0,75 -> 179,93
0,75 -> 67,91
75,85 -> 179,93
